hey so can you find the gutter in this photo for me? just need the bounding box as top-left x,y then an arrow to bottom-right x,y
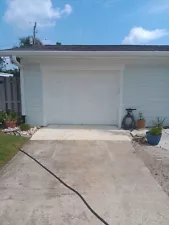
1,51 -> 169,57
10,56 -> 22,68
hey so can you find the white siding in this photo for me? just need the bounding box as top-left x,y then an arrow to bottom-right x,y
23,63 -> 44,126
21,57 -> 169,128
123,66 -> 169,126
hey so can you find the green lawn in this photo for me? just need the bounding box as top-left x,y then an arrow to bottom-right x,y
0,132 -> 28,168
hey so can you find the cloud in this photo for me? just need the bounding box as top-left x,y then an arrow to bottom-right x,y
122,27 -> 169,44
148,0 -> 169,13
4,0 -> 72,30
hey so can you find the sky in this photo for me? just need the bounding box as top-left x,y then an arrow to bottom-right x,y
0,0 -> 169,49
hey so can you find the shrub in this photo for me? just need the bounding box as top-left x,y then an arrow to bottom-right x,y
138,112 -> 144,120
0,111 -> 6,123
4,112 -> 18,121
20,123 -> 30,131
149,117 -> 166,135
150,127 -> 162,135
152,117 -> 166,128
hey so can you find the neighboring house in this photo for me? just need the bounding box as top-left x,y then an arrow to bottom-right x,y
0,72 -> 13,77
0,45 -> 169,127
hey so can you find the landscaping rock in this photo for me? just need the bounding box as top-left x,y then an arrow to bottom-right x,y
158,129 -> 169,151
131,129 -> 148,137
131,129 -> 148,144
29,127 -> 37,135
3,127 -> 20,133
1,126 -> 38,138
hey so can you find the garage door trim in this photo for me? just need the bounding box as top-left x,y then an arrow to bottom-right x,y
42,68 -> 124,128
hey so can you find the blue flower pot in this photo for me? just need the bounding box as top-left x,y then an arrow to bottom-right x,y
146,131 -> 162,146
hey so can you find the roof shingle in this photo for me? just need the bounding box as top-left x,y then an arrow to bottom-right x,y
3,45 -> 169,52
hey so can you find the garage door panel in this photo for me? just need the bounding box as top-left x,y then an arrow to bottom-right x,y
44,70 -> 120,125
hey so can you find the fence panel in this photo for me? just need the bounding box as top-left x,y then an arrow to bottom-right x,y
0,76 -> 21,114
0,76 -> 6,111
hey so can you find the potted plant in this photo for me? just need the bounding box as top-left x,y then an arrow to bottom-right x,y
137,112 -> 146,129
146,117 -> 165,145
4,112 -> 18,128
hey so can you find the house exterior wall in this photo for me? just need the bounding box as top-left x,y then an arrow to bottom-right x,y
22,63 -> 44,126
123,66 -> 169,126
22,58 -> 124,127
25,57 -> 124,71
21,57 -> 169,127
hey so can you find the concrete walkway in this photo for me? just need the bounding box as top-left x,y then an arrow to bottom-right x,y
31,125 -> 130,141
0,140 -> 169,224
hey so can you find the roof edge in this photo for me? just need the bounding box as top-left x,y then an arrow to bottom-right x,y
1,50 -> 169,57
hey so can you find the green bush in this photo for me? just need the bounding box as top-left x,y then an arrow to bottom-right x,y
0,111 -> 6,123
150,127 -> 162,135
20,123 -> 30,131
138,112 -> 144,120
4,112 -> 18,121
149,117 -> 166,135
152,117 -> 166,128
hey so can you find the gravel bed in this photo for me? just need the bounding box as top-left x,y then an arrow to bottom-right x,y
133,141 -> 169,196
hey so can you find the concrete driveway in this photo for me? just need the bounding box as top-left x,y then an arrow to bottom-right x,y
31,125 -> 130,141
0,140 -> 169,225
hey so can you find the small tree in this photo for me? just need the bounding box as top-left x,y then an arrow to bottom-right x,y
56,42 -> 62,46
0,57 -> 5,71
19,36 -> 43,47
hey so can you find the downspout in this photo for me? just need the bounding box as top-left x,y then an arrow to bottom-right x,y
10,56 -> 22,68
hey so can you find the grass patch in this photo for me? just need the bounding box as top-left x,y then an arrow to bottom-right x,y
0,131 -> 28,169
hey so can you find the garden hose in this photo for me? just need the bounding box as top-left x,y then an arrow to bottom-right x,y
19,149 -> 110,225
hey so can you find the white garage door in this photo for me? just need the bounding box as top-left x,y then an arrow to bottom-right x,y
44,70 -> 120,125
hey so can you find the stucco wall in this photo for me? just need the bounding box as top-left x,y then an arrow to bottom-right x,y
123,66 -> 169,127
23,63 -> 44,126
